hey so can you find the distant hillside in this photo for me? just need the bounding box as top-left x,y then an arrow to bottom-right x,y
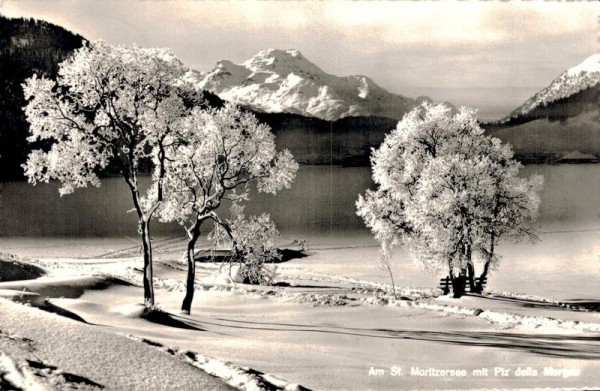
492,83 -> 600,128
504,54 -> 600,122
254,112 -> 397,165
486,54 -> 600,161
0,16 -> 85,181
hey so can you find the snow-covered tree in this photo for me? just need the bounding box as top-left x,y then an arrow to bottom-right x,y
22,40 -> 195,306
357,103 -> 542,297
210,208 -> 282,285
153,103 -> 298,314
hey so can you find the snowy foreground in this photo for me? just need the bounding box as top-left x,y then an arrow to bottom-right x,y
0,234 -> 599,390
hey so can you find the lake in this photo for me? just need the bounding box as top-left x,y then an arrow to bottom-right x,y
1,164 -> 599,300
0,164 -> 599,237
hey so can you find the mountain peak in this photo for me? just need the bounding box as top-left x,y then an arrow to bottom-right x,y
505,53 -> 600,121
194,48 -> 420,121
566,53 -> 600,77
242,48 -> 325,76
251,48 -> 304,60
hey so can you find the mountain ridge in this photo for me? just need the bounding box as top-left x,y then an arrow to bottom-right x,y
192,48 -> 425,121
2,15 -> 598,177
486,53 -> 600,162
501,54 -> 600,123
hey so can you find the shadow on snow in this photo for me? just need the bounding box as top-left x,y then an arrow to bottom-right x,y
179,317 -> 600,360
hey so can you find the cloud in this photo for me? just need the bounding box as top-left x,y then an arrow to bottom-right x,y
5,1 -> 595,47
2,0 -> 597,119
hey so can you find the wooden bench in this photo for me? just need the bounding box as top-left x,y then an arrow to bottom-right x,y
438,276 -> 487,295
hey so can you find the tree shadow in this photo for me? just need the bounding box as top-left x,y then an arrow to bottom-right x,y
184,317 -> 600,360
6,291 -> 91,324
471,294 -> 567,309
141,309 -> 205,331
37,301 -> 88,323
271,282 -> 344,289
474,294 -> 600,312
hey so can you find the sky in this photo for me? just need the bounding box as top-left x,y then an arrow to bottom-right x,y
2,0 -> 599,119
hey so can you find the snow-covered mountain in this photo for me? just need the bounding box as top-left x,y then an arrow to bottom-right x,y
193,48 -> 424,121
488,54 -> 600,160
505,54 -> 600,121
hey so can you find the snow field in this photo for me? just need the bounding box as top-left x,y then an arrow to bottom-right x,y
1,235 -> 600,390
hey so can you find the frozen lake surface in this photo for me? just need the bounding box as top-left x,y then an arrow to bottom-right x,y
1,164 -> 599,301
4,164 -> 600,236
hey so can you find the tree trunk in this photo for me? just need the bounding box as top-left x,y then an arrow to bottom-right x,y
140,219 -> 155,306
451,275 -> 466,298
385,263 -> 397,299
467,262 -> 475,292
476,196 -> 500,294
474,234 -> 495,294
451,268 -> 467,298
122,172 -> 157,307
474,263 -> 489,294
474,260 -> 491,294
465,240 -> 475,293
181,222 -> 202,315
